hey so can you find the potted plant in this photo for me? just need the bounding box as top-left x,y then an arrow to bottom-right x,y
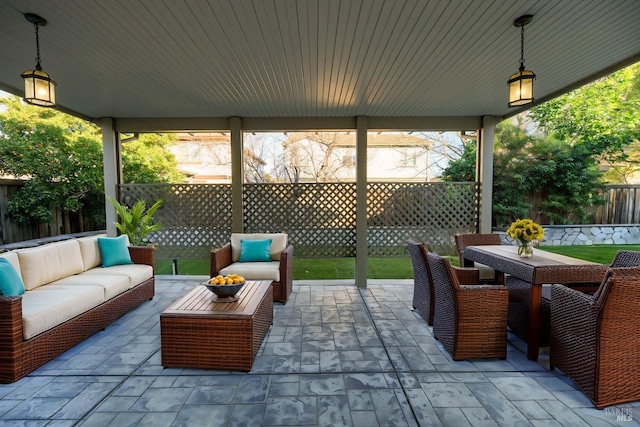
107,196 -> 163,266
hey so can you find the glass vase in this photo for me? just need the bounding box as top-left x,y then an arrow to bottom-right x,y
518,241 -> 533,258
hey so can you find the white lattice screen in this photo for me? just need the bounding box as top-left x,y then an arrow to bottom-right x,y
119,182 -> 479,259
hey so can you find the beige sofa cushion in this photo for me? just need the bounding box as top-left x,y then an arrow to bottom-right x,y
82,264 -> 153,288
0,252 -> 22,278
17,240 -> 85,291
230,233 -> 287,262
21,284 -> 105,339
50,274 -> 130,300
77,234 -> 106,271
220,261 -> 280,282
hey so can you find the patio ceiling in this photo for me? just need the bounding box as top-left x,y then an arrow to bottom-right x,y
0,0 -> 638,123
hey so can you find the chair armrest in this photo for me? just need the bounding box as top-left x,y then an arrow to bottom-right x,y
0,295 -> 23,347
210,243 -> 232,277
128,246 -> 155,271
551,284 -> 598,333
453,267 -> 480,285
279,244 -> 294,284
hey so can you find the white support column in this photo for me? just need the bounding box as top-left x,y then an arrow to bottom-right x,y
478,116 -> 499,234
355,117 -> 368,288
230,117 -> 244,233
100,118 -> 119,237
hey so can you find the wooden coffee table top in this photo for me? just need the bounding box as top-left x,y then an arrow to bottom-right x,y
161,280 -> 272,319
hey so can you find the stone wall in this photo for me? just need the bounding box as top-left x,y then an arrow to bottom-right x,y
499,225 -> 640,246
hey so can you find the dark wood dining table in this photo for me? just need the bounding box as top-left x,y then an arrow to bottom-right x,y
462,245 -> 608,361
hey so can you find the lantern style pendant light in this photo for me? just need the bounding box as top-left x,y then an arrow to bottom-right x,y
508,15 -> 535,107
21,13 -> 57,107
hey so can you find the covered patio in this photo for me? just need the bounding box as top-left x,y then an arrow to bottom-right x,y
1,276 -> 630,426
1,1 -> 640,425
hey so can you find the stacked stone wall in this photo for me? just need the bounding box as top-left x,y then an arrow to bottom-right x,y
498,225 -> 640,246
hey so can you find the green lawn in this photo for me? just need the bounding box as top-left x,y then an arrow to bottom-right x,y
156,244 -> 640,280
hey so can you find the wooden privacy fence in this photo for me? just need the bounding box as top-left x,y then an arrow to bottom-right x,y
590,185 -> 640,224
119,182 -> 480,260
0,180 -> 97,245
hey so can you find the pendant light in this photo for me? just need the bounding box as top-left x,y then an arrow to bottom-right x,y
508,15 -> 535,107
21,13 -> 57,107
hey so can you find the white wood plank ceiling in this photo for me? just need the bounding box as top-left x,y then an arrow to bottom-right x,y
0,0 -> 638,122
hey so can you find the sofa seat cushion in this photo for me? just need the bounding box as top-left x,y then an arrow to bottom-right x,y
50,274 -> 130,300
17,240 -> 85,290
219,261 -> 280,282
21,285 -> 105,339
82,264 -> 153,288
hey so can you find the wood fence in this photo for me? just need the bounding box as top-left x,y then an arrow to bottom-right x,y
591,185 -> 640,224
0,180 -> 98,245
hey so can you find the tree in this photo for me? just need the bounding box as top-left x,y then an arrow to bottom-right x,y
0,95 -> 183,228
121,133 -> 183,183
529,63 -> 640,168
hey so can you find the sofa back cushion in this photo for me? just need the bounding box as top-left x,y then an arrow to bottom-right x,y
231,233 -> 287,263
77,234 -> 106,271
17,240 -> 85,290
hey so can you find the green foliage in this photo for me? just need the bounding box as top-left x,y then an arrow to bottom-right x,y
108,196 -> 163,246
493,123 -> 605,226
441,142 -> 476,181
0,95 -> 183,226
121,133 -> 184,183
529,63 -> 640,164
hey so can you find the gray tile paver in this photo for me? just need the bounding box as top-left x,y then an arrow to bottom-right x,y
0,277 -> 635,426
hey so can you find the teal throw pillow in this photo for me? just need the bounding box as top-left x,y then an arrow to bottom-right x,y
0,258 -> 25,296
239,239 -> 272,262
98,235 -> 133,267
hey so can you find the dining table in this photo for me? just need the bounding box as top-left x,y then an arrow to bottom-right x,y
462,245 -> 608,361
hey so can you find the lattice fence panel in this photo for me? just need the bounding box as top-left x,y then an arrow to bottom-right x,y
119,184 -> 232,259
367,182 -> 479,256
244,183 -> 357,257
119,182 -> 477,260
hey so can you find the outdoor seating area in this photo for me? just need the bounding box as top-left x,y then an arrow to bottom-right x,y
0,275 -> 637,426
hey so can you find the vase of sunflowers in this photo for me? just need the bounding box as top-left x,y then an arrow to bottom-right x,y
506,218 -> 544,258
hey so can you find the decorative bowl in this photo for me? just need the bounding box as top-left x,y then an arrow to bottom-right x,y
204,282 -> 245,298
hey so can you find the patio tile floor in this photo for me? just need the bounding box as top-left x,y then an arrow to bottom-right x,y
0,276 -> 638,426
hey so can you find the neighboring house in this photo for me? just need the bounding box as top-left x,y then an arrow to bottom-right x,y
169,131 -> 466,183
169,133 -> 266,183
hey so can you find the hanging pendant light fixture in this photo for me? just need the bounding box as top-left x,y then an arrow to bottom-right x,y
21,13 -> 57,107
508,15 -> 535,107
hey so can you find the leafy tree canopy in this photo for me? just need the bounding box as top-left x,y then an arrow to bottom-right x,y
529,63 -> 640,163
0,95 -> 182,226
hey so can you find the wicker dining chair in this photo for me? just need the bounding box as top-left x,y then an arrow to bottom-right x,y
407,241 -> 434,325
426,252 -> 509,360
454,233 -> 503,284
550,266 -> 640,409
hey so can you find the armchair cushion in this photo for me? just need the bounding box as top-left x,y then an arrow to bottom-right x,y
230,233 -> 287,262
220,261 -> 281,281
239,239 -> 272,262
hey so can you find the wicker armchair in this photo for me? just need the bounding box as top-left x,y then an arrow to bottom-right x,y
426,252 -> 509,360
407,241 -> 434,325
454,233 -> 503,284
507,249 -> 640,347
550,266 -> 640,409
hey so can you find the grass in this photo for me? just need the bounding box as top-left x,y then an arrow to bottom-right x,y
155,244 -> 640,279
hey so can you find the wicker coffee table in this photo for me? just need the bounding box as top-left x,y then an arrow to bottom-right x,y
160,280 -> 273,371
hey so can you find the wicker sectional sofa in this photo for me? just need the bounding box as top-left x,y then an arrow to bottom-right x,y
0,234 -> 155,383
